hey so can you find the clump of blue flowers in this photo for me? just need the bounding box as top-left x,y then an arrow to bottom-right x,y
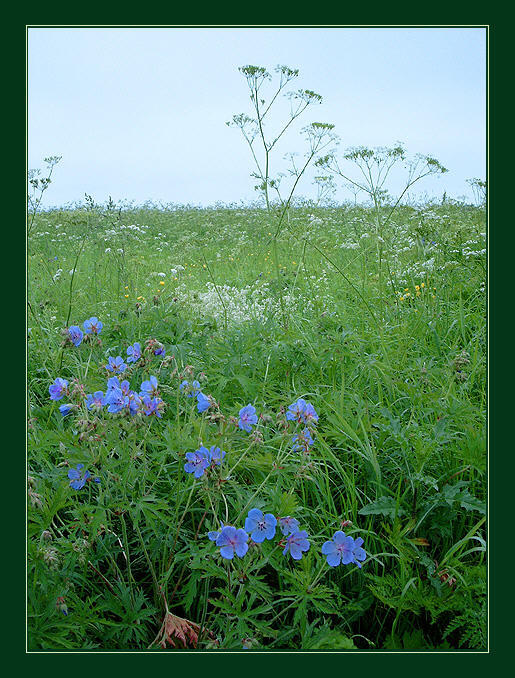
286,398 -> 319,425
321,531 -> 367,568
184,445 -> 226,478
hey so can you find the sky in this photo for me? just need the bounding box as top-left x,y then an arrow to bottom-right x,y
28,26 -> 487,207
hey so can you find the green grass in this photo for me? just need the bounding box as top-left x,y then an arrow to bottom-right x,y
27,199 -> 486,650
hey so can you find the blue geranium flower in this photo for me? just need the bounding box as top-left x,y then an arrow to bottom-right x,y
213,525 -> 249,560
154,345 -> 166,357
238,404 -> 258,432
286,398 -> 319,425
184,447 -> 210,478
140,375 -> 159,397
67,464 -> 90,489
86,391 -> 105,410
351,537 -> 367,568
141,395 -> 162,417
59,403 -> 73,416
68,326 -> 83,347
283,530 -> 310,560
83,317 -> 103,335
106,356 -> 127,374
278,516 -> 300,536
105,387 -> 129,413
126,342 -> 142,363
321,531 -> 356,567
292,427 -> 314,452
49,377 -> 68,401
208,446 -> 225,466
197,392 -> 210,412
244,508 -> 277,543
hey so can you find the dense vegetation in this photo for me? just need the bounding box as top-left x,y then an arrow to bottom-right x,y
27,197 -> 486,650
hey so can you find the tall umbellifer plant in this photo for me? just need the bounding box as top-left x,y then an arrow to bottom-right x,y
228,65 -> 336,328
316,144 -> 448,292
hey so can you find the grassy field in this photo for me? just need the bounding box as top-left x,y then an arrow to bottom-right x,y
27,198 -> 486,650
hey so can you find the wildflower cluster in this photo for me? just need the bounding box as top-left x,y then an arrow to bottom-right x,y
207,507 -> 366,566
64,317 -> 103,347
184,445 -> 225,478
397,282 -> 436,302
286,398 -> 318,453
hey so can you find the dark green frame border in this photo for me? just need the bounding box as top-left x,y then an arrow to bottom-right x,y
11,12 -> 508,665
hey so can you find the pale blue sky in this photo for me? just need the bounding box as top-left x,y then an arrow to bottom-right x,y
28,26 -> 486,207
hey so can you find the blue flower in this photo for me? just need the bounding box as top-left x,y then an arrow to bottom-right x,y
321,531 -> 356,567
106,376 -> 120,394
278,516 -> 300,536
67,463 -> 90,490
207,524 -> 224,542
292,428 -> 314,452
244,508 -> 277,543
68,326 -> 83,347
105,388 -> 129,413
286,398 -> 319,425
49,377 -> 68,401
83,317 -> 103,335
351,537 -> 367,568
120,380 -> 131,396
184,447 -> 210,478
154,345 -> 166,357
208,446 -> 225,466
128,392 -> 142,416
197,392 -> 210,412
140,375 -> 159,397
59,403 -> 73,416
106,356 -> 127,374
141,395 -> 162,418
213,525 -> 249,560
238,404 -> 258,432
283,530 -> 310,560
126,342 -> 142,363
86,391 -> 105,410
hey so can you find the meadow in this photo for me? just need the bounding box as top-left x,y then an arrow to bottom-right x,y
27,195 -> 487,650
